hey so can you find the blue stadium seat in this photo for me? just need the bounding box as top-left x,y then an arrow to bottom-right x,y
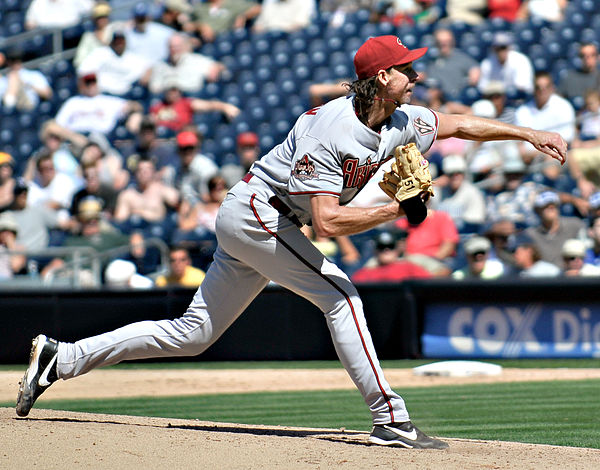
459,86 -> 481,106
3,11 -> 24,35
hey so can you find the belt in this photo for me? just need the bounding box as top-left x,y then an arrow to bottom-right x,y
242,173 -> 302,227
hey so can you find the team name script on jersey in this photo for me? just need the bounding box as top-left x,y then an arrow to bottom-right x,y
343,157 -> 380,189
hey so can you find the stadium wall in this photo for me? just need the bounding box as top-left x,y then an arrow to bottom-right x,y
3,280 -> 600,363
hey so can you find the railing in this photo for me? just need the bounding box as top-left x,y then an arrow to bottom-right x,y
0,237 -> 170,289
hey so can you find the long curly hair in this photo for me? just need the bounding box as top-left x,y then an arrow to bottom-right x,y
348,76 -> 379,125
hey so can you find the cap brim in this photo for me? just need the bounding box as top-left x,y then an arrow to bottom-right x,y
397,47 -> 428,65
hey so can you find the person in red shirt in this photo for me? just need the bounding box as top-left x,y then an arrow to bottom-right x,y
395,208 -> 459,276
149,83 -> 240,132
351,230 -> 431,283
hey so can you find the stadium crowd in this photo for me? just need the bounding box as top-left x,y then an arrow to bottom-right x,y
1,0 -> 600,287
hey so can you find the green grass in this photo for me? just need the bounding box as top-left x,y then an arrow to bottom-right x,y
4,379 -> 599,449
2,358 -> 599,371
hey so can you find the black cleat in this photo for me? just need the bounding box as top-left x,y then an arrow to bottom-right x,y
16,335 -> 59,417
369,421 -> 449,449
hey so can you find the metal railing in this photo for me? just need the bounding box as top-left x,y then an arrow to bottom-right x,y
0,237 -> 170,289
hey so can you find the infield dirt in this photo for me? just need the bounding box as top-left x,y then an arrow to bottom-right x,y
2,368 -> 600,469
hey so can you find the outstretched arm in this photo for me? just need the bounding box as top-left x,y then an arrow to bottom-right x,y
436,112 -> 567,165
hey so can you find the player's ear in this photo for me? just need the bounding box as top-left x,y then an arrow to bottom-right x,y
376,69 -> 390,86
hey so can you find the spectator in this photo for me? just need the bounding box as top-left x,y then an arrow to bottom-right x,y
487,0 -> 521,22
466,97 -> 521,183
484,218 -> 518,271
517,0 -> 567,23
300,225 -> 361,275
77,29 -> 152,97
23,120 -> 87,190
558,43 -> 600,104
424,27 -> 480,100
158,0 -> 195,34
74,2 -> 114,68
174,130 -> 219,204
149,33 -> 226,95
351,230 -> 431,283
482,81 -> 516,124
118,118 -> 179,186
0,212 -> 26,280
27,152 -> 78,225
0,49 -> 52,111
395,207 -> 459,277
155,245 -> 206,287
0,152 -> 16,211
55,72 -> 143,136
5,178 -> 68,255
192,0 -> 261,43
515,71 -> 576,173
478,32 -> 534,95
584,214 -> 600,266
221,131 -> 261,187
104,259 -> 154,288
149,82 -> 240,132
113,159 -> 180,238
525,191 -> 587,267
512,232 -> 561,277
433,154 -> 486,231
567,90 -> 600,198
308,79 -> 349,107
561,238 -> 600,277
443,0 -> 486,25
253,0 -> 317,33
452,236 -> 505,280
79,134 -> 130,192
173,174 -> 228,243
69,160 -> 119,223
124,2 -> 176,65
25,0 -> 93,30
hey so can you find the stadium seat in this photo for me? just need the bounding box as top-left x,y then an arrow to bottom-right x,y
3,11 -> 24,35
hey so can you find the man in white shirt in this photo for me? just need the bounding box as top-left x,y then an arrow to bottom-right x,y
478,32 -> 534,95
78,30 -> 152,96
55,72 -> 143,135
125,2 -> 176,65
150,33 -> 225,95
25,0 -> 93,30
515,71 -> 576,172
0,50 -> 52,110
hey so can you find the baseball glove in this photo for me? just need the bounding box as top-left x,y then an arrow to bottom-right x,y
379,143 -> 434,224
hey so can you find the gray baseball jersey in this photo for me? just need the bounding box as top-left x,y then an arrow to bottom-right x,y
55,95 -> 439,426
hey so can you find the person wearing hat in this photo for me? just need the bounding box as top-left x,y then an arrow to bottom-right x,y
16,35 -> 569,450
433,154 -> 486,231
525,191 -> 586,267
74,2 -> 114,68
0,211 -> 26,280
77,27 -> 152,97
452,235 -> 505,280
0,152 -> 15,211
174,128 -> 218,204
561,238 -> 600,277
351,230 -> 431,283
221,132 -> 261,188
512,232 -> 560,277
477,31 -> 534,95
104,258 -> 153,289
124,1 -> 176,65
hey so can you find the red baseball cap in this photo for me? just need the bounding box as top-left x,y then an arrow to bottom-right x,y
354,36 -> 427,80
176,131 -> 199,147
237,131 -> 259,147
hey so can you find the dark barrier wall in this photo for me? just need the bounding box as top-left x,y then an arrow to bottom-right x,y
2,284 -> 419,364
5,279 -> 600,364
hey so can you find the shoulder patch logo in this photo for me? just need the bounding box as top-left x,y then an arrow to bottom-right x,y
413,117 -> 435,136
293,154 -> 319,181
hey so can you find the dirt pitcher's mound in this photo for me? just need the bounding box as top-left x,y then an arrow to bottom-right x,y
2,408 -> 599,470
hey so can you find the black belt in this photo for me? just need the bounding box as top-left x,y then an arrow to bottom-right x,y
242,173 -> 302,227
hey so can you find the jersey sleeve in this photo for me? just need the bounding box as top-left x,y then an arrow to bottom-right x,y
404,105 -> 439,154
